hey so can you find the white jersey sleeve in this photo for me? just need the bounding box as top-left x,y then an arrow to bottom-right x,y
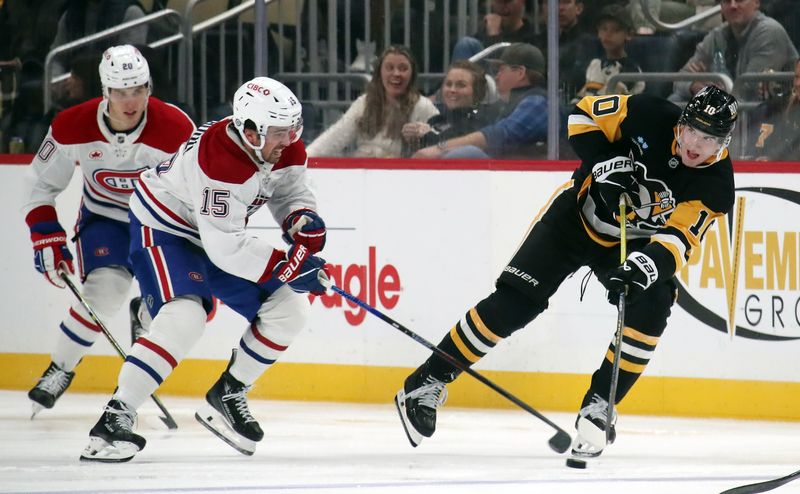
131,119 -> 315,283
22,127 -> 76,218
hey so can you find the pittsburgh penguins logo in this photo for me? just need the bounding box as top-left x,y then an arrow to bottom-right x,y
626,162 -> 676,228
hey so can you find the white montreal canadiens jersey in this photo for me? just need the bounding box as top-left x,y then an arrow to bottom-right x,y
129,118 -> 316,283
22,97 -> 195,223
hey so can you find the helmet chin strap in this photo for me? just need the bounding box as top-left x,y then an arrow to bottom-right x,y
235,127 -> 269,166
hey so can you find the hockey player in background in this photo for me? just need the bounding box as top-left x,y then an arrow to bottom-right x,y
80,77 -> 330,462
395,86 -> 738,460
22,45 -> 194,418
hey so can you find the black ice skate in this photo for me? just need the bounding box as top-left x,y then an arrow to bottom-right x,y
570,393 -> 618,459
195,350 -> 263,455
129,297 -> 147,344
394,363 -> 449,447
28,361 -> 75,418
80,399 -> 146,463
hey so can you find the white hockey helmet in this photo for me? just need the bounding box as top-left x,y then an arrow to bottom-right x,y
232,77 -> 303,151
99,45 -> 151,98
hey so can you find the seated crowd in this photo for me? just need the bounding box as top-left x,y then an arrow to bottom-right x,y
0,0 -> 798,160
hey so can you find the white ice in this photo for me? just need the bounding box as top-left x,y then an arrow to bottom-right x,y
1,390 -> 797,494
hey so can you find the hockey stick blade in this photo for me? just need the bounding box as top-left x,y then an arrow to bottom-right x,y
320,277 -> 572,453
720,468 -> 800,494
59,270 -> 178,430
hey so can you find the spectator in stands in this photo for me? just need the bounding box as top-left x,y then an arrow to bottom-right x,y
670,0 -> 798,102
50,0 -> 148,77
401,60 -> 499,157
451,0 -> 540,62
306,45 -> 438,158
411,43 -> 547,160
534,0 -> 594,102
578,0 -> 625,33
575,5 -> 646,100
746,59 -> 800,160
0,0 -> 68,152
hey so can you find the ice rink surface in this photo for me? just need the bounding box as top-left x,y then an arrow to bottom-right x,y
1,389 -> 798,494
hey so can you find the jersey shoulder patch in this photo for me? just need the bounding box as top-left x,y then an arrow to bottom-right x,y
137,97 -> 195,153
50,97 -> 105,145
271,140 -> 308,172
197,120 -> 259,184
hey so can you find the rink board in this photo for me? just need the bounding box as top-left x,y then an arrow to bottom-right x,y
3,157 -> 800,420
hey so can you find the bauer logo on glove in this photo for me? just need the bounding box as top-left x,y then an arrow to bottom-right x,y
601,251 -> 659,302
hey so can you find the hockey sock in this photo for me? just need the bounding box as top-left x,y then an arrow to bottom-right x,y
589,325 -> 661,404
115,296 -> 206,409
229,287 -> 309,385
52,267 -> 132,371
425,284 -> 543,381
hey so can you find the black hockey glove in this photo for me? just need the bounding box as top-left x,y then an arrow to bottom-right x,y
601,251 -> 659,303
590,155 -> 638,213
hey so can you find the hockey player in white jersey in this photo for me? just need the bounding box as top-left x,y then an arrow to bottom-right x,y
22,45 -> 195,418
80,76 -> 330,462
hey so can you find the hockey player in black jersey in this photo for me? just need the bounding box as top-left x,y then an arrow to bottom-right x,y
395,86 -> 738,459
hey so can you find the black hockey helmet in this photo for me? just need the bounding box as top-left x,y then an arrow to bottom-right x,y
679,85 -> 738,138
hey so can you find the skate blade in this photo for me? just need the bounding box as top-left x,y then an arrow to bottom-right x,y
79,436 -> 140,463
30,402 -> 45,420
195,405 -> 256,456
569,435 -> 604,459
394,390 -> 423,448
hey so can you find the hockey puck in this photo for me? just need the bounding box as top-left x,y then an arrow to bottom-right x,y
565,458 -> 587,469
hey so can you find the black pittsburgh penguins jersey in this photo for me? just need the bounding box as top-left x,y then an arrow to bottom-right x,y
567,93 -> 735,280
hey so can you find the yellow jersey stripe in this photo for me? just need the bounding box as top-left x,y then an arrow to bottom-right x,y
450,325 -> 481,363
605,349 -> 648,374
623,326 -> 660,346
469,307 -> 501,344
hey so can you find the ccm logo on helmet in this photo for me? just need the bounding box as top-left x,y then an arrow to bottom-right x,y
246,83 -> 271,96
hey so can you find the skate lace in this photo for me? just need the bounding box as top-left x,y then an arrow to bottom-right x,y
222,385 -> 257,424
407,376 -> 448,410
104,402 -> 136,432
580,393 -> 617,425
37,366 -> 71,395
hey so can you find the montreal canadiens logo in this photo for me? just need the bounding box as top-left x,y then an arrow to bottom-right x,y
246,82 -> 270,96
88,149 -> 103,160
94,247 -> 109,257
93,168 -> 146,194
188,272 -> 204,282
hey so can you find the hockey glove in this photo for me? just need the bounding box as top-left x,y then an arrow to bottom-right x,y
282,209 -> 326,254
285,255 -> 330,295
601,251 -> 659,303
590,155 -> 639,213
30,221 -> 74,288
260,244 -> 329,295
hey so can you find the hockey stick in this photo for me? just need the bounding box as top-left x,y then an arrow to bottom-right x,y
58,269 -> 178,430
720,468 -> 800,494
318,277 -> 573,454
607,197 -> 628,444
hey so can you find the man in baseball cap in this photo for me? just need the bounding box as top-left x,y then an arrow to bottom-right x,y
410,42 -> 548,160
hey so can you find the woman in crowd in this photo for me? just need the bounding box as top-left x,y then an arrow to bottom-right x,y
401,60 -> 498,157
306,45 -> 438,158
